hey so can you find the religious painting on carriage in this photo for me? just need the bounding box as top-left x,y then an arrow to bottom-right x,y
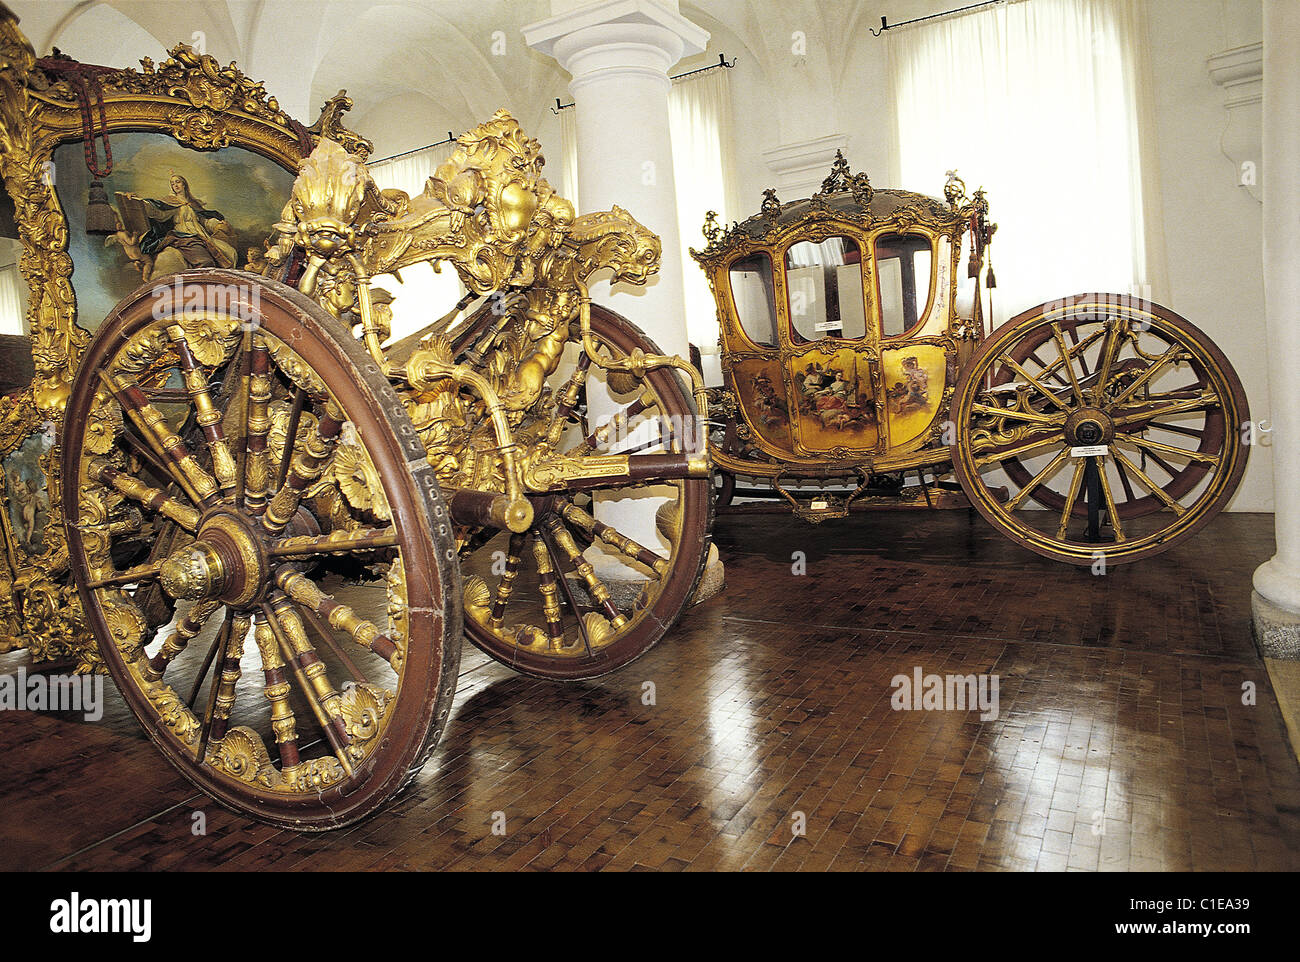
1,422 -> 55,560
788,346 -> 880,454
53,132 -> 293,333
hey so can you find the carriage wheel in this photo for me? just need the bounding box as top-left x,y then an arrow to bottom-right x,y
459,305 -> 712,680
63,269 -> 461,830
951,293 -> 1250,565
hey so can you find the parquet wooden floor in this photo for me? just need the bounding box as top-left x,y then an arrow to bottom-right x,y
2,510 -> 1297,871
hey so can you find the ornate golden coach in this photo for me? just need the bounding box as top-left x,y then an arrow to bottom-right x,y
0,5 -> 712,828
694,155 -> 1251,566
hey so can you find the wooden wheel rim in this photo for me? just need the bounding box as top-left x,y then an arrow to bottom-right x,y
460,305 -> 712,680
951,294 -> 1250,565
64,270 -> 462,830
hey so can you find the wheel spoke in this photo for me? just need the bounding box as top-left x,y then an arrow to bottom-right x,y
1110,449 -> 1186,515
167,324 -> 238,496
206,612 -> 250,748
261,401 -> 345,536
1055,458 -> 1087,539
1108,344 -> 1188,407
559,503 -> 668,576
1113,454 -> 1137,502
251,612 -> 303,772
1091,318 -> 1123,404
140,599 -> 222,683
1050,323 -> 1086,406
975,432 -> 1063,469
262,600 -> 354,777
1111,392 -> 1220,427
584,390 -> 657,451
490,532 -> 527,627
188,612 -> 230,708
88,459 -> 200,531
243,337 -> 274,515
970,403 -> 1067,426
1097,462 -> 1126,542
998,356 -> 1072,413
531,535 -> 567,651
274,567 -> 403,665
269,527 -> 399,558
87,561 -> 162,590
274,386 -> 308,491
544,514 -> 627,629
99,370 -> 220,507
1031,325 -> 1107,385
287,594 -> 369,686
1114,433 -> 1221,467
1004,449 -> 1071,512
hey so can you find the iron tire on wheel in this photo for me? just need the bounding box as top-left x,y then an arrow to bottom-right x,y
950,293 -> 1250,565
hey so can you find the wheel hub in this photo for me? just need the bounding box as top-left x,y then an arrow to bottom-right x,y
1064,407 -> 1114,447
159,509 -> 270,606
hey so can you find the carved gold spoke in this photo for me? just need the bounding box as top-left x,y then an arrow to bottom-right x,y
489,531 -> 527,628
1108,344 -> 1188,407
970,402 -> 1066,427
205,611 -> 250,749
1091,319 -> 1123,404
585,390 -> 658,451
1111,393 -> 1219,427
974,433 -> 1064,469
531,535 -> 567,651
87,561 -> 163,590
251,612 -> 303,772
1033,324 -> 1107,384
268,528 -> 399,558
1109,449 -> 1187,515
242,337 -> 274,516
167,324 -> 238,496
261,401 -> 345,537
559,503 -> 668,577
1097,465 -> 1126,542
544,515 -> 626,630
274,567 -> 404,668
98,369 -> 219,508
1003,449 -> 1070,513
88,459 -> 200,532
262,599 -> 354,777
140,599 -> 222,684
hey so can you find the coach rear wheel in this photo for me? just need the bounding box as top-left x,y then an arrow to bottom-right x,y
459,305 -> 712,680
951,294 -> 1250,565
63,269 -> 461,830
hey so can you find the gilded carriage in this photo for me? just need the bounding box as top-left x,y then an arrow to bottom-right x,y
693,155 -> 1251,566
0,8 -> 712,829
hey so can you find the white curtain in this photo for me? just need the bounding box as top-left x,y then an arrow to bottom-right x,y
0,261 -> 23,336
669,66 -> 737,354
888,0 -> 1167,326
367,142 -> 465,342
558,65 -> 737,354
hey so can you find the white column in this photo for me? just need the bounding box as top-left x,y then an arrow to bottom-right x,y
1253,0 -> 1300,657
525,1 -> 711,587
525,0 -> 707,358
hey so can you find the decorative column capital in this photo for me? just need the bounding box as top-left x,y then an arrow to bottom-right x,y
524,0 -> 708,89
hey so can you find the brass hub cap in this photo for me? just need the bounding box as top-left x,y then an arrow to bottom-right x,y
1063,406 -> 1114,447
158,510 -> 270,606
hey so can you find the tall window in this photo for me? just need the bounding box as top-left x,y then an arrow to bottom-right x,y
0,245 -> 23,336
368,143 -> 465,343
888,0 -> 1165,324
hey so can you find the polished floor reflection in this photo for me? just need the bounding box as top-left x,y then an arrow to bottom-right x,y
2,510 -> 1297,871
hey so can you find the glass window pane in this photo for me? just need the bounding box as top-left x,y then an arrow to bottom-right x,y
728,253 -> 778,348
784,237 -> 864,342
874,233 -> 934,337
